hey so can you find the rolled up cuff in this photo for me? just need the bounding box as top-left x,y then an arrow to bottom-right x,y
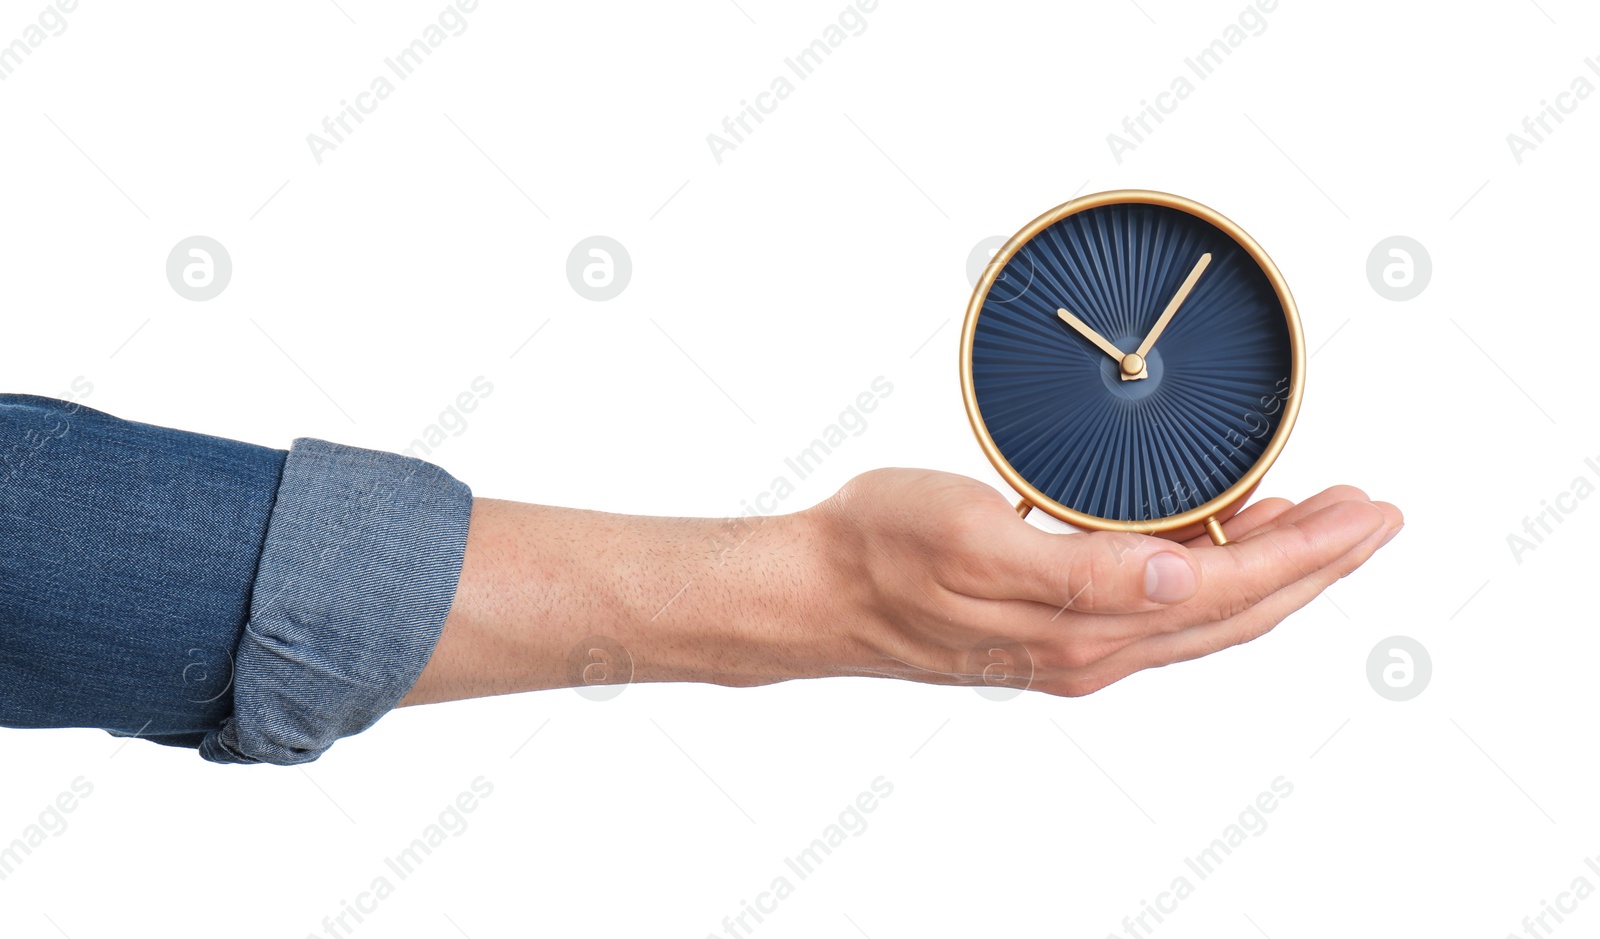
198,438 -> 472,765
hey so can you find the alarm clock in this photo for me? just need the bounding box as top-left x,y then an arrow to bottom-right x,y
960,190 -> 1304,546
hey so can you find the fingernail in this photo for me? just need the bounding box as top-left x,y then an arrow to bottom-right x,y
1378,523 -> 1404,548
1145,552 -> 1196,604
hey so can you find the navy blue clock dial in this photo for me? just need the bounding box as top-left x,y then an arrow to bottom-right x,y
970,199 -> 1294,523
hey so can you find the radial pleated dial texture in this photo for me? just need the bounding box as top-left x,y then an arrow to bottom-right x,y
971,200 -> 1293,523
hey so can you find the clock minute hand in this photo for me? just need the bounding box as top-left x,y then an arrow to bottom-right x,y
1133,252 -> 1212,362
1056,307 -> 1126,362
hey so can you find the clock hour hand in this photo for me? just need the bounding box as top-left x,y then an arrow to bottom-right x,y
1059,307 -> 1153,380
1125,252 -> 1212,379
1056,307 -> 1126,362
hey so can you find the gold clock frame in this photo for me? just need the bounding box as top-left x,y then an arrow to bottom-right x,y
959,189 -> 1305,546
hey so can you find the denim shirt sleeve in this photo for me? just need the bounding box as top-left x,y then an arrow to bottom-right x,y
0,393 -> 472,765
198,438 -> 472,765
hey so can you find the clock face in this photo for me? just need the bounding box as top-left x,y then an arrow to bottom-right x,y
966,194 -> 1298,526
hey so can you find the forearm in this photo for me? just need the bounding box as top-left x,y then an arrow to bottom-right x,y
398,497 -> 861,706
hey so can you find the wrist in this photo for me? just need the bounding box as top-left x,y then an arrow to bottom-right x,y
670,505 -> 868,687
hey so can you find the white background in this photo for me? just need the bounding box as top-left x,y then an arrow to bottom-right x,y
1,1 -> 1596,936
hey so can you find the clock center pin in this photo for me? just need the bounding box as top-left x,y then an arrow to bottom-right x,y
1100,338 -> 1164,400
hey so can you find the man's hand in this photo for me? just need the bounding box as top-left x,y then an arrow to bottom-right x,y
401,468 -> 1401,706
809,468 -> 1403,696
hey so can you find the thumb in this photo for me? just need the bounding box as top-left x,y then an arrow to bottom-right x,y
984,523 -> 1201,614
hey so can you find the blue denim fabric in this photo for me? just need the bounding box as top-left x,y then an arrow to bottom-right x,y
0,393 -> 473,765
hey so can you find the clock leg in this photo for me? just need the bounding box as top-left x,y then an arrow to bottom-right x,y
1014,497 -> 1033,519
1204,516 -> 1230,546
